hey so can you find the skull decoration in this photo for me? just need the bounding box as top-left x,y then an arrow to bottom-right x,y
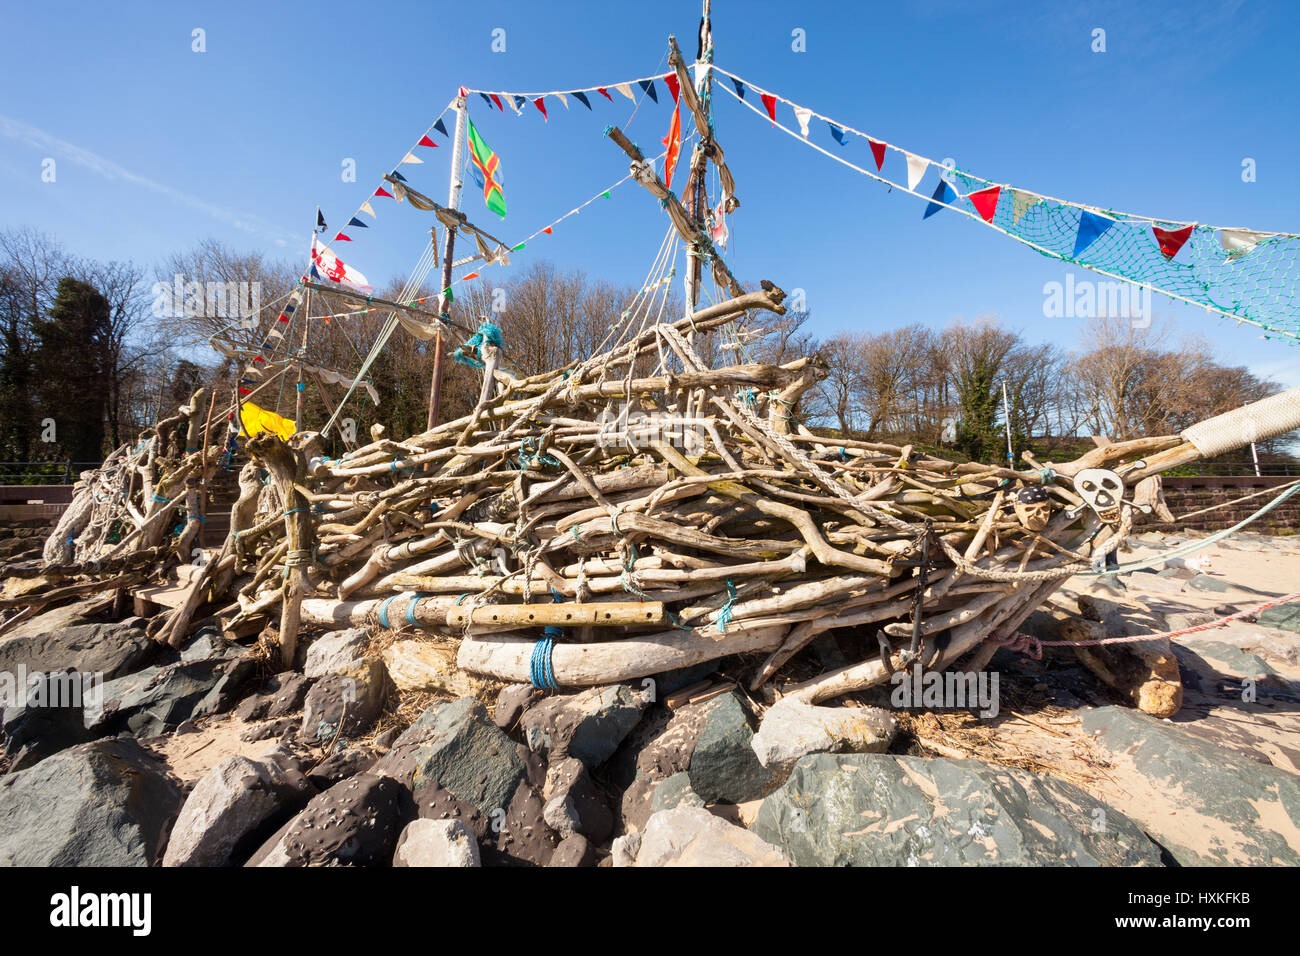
1071,468 -> 1124,524
1013,486 -> 1052,531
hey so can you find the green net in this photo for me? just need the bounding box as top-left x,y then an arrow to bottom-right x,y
949,169 -> 1300,342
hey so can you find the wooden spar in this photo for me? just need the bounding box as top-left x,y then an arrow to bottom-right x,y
446,601 -> 666,629
295,285 -> 310,433
605,125 -> 743,298
430,93 -> 468,430
299,281 -> 477,340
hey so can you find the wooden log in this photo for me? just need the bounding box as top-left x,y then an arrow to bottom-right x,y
446,601 -> 665,629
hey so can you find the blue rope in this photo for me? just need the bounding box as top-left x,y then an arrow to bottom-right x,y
283,507 -> 306,516
716,578 -> 738,632
406,592 -> 428,626
530,634 -> 558,689
152,493 -> 168,503
378,595 -> 399,629
1039,467 -> 1056,483
452,320 -> 505,370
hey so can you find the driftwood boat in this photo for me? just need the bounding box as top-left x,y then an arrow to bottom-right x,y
7,21 -> 1300,711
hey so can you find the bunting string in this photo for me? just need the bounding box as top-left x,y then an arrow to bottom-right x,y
712,65 -> 1300,342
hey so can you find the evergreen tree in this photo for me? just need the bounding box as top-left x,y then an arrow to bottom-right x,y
32,277 -> 111,464
0,272 -> 36,461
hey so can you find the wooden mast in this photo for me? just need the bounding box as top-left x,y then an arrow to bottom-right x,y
427,90 -> 469,430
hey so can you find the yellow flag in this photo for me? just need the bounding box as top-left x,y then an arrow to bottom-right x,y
238,401 -> 295,440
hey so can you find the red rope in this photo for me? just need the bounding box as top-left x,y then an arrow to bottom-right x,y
987,591 -> 1300,661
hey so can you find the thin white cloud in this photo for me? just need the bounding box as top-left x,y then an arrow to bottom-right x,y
0,113 -> 294,243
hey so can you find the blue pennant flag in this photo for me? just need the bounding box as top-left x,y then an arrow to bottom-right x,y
828,123 -> 846,146
513,95 -> 527,112
347,216 -> 368,228
638,79 -> 658,103
309,263 -> 321,280
732,78 -> 745,99
390,169 -> 408,182
572,90 -> 592,109
1073,209 -> 1117,258
479,92 -> 494,110
433,118 -> 449,137
923,179 -> 957,219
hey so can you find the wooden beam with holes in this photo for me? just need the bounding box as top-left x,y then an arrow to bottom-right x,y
446,601 -> 664,629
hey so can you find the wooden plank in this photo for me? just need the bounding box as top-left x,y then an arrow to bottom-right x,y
446,601 -> 664,629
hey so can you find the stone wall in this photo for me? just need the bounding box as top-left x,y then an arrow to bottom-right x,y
1145,475 -> 1300,535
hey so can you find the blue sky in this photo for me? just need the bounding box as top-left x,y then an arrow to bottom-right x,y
2,0 -> 1298,388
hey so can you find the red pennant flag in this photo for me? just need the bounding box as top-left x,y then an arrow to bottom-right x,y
542,226 -> 553,234
375,187 -> 394,198
597,87 -> 613,101
334,232 -> 351,242
462,272 -> 480,281
490,93 -> 504,112
663,103 -> 682,190
1152,223 -> 1194,260
276,313 -> 288,323
968,186 -> 1001,223
761,93 -> 777,124
868,138 -> 887,172
533,96 -> 548,120
664,72 -> 680,103
418,135 -> 438,148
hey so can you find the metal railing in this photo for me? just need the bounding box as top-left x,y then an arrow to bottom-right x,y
1176,460 -> 1300,477
0,461 -> 102,485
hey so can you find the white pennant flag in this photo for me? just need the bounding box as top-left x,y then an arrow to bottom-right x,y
1010,188 -> 1038,225
905,153 -> 929,192
615,82 -> 636,102
360,201 -> 376,218
400,152 -> 423,165
554,92 -> 568,109
794,106 -> 813,139
1220,228 -> 1270,259
507,96 -> 522,115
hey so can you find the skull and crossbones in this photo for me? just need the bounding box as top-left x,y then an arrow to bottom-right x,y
1066,461 -> 1153,525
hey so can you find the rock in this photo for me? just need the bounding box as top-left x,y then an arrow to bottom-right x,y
302,627 -> 368,679
241,716 -> 299,743
162,748 -> 314,867
1258,600 -> 1300,634
1081,706 -> 1300,866
754,753 -> 1162,866
235,672 -> 314,722
300,658 -> 389,744
520,683 -> 649,767
179,625 -> 243,662
750,697 -> 896,773
1069,595 -> 1182,718
0,598 -> 104,641
649,772 -> 705,813
493,683 -> 536,730
247,771 -> 410,867
489,779 -> 556,866
0,737 -> 183,866
1187,574 -> 1232,593
616,807 -> 790,867
548,834 -> 595,867
1,670 -> 94,770
416,782 -> 490,841
393,819 -> 480,867
0,617 -> 152,681
307,746 -> 379,791
542,756 -> 612,843
686,690 -> 783,805
377,697 -> 525,816
90,655 -> 257,737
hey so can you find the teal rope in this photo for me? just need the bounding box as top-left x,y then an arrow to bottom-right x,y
716,578 -> 738,632
406,592 -> 428,626
378,595 -> 399,629
453,320 -> 505,370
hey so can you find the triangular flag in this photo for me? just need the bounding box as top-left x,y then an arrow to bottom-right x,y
828,123 -> 846,146
360,201 -> 376,217
347,217 -> 367,228
316,209 -> 327,232
334,233 -> 351,242
433,118 -> 449,137
374,187 -> 394,199
868,138 -> 886,172
732,78 -> 745,99
418,135 -> 438,148
614,82 -> 636,102
638,79 -> 658,103
923,179 -> 956,218
1073,209 -> 1117,258
542,226 -> 553,234
597,87 -> 613,101
1152,223 -> 1194,260
761,93 -> 777,124
1010,188 -> 1038,225
389,170 -> 408,182
554,93 -> 568,109
400,152 -> 423,165
462,272 -> 480,281
1221,228 -> 1269,259
490,94 -> 504,113
533,96 -> 548,120
664,72 -> 680,103
572,90 -> 592,109
793,106 -> 812,139
510,95 -> 525,114
905,153 -> 928,191
968,186 -> 1001,223
662,102 -> 682,191
479,92 -> 494,110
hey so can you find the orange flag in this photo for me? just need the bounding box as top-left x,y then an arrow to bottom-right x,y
663,102 -> 682,191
